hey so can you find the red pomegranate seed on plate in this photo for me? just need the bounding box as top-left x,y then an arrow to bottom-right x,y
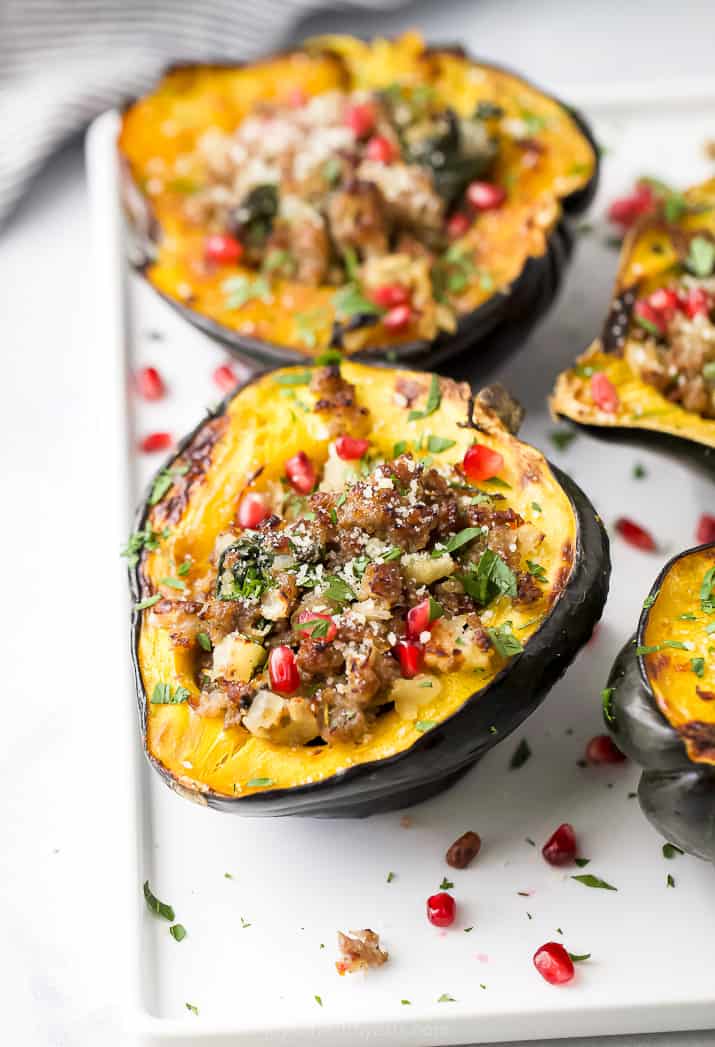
542,823 -> 577,866
204,233 -> 243,265
607,182 -> 655,229
268,645 -> 300,695
634,299 -> 667,336
647,287 -> 678,315
590,372 -> 620,413
533,942 -> 575,985
407,597 -> 435,640
615,517 -> 656,552
139,431 -> 172,453
285,451 -> 316,494
334,435 -> 370,461
426,892 -> 456,928
383,304 -> 412,331
463,444 -> 504,483
213,363 -> 238,393
466,181 -> 506,211
585,734 -> 627,765
296,610 -> 337,642
681,286 -> 711,319
447,212 -> 471,238
394,641 -> 424,678
135,365 -> 165,401
237,492 -> 269,530
371,283 -> 409,308
365,135 -> 396,163
696,513 -> 715,544
345,102 -> 375,137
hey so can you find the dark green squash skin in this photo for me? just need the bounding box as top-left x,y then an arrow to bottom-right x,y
604,544 -> 715,861
123,48 -> 599,374
129,370 -> 610,818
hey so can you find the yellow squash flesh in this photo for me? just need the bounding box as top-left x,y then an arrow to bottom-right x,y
119,32 -> 595,357
137,363 -> 577,797
641,546 -> 715,765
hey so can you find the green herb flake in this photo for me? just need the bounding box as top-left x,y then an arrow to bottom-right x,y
159,576 -> 186,591
121,525 -> 168,566
488,621 -> 524,659
274,370 -> 312,387
426,434 -> 456,454
677,613 -> 698,621
700,566 -> 715,614
632,462 -> 647,480
246,778 -> 274,788
151,683 -> 190,705
601,686 -> 616,727
148,464 -> 188,506
143,881 -> 175,921
575,858 -> 590,868
643,593 -> 658,609
636,641 -> 688,655
393,440 -> 407,456
568,952 -> 591,963
685,235 -> 715,278
428,596 -> 444,622
415,719 -> 436,733
548,429 -> 577,452
323,157 -> 342,185
222,274 -> 271,309
662,842 -> 684,859
321,574 -> 355,604
571,874 -> 617,891
197,631 -> 212,652
691,656 -> 706,678
333,282 -> 380,319
401,998 -> 411,1005
531,501 -> 542,513
635,313 -> 662,338
408,374 -> 441,421
464,926 -> 474,932
458,549 -> 517,606
667,873 -> 676,888
439,877 -> 454,890
185,1002 -> 199,1016
314,349 -> 343,366
170,923 -> 187,942
437,993 -> 456,1003
240,916 -> 251,928
386,871 -> 396,883
135,594 -> 162,611
509,738 -> 531,770
441,526 -> 482,555
314,995 -> 323,1007
527,560 -> 547,582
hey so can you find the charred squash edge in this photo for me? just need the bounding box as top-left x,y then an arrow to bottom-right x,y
128,365 -> 610,818
605,542 -> 715,861
119,42 -> 599,371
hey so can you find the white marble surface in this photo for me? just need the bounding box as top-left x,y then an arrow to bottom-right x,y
2,2 -> 715,1045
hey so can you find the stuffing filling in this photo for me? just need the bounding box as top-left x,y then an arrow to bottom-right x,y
149,368 -> 546,747
181,85 -> 509,337
626,252 -> 715,417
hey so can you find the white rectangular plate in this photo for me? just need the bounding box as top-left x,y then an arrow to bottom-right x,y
87,82 -> 715,1046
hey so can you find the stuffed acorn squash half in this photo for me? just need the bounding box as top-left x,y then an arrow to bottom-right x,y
604,543 -> 715,861
129,362 -> 609,817
119,32 -> 598,369
551,177 -> 715,471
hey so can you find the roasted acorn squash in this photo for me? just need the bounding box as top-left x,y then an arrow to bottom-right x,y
604,543 -> 715,860
551,178 -> 715,471
119,32 -> 598,369
129,361 -> 609,817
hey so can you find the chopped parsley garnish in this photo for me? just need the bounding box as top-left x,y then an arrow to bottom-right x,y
151,683 -> 190,705
323,157 -> 342,185
632,463 -> 647,480
635,312 -> 662,338
574,858 -> 590,868
568,952 -> 591,963
691,657 -> 705,678
386,871 -> 396,883
428,596 -> 444,622
197,631 -> 212,652
437,993 -> 456,1003
439,877 -> 454,890
700,566 -> 715,614
135,594 -> 162,611
170,924 -> 187,942
333,282 -> 380,318
222,274 -> 271,309
509,738 -> 531,769
246,778 -> 274,788
408,374 -> 441,421
314,995 -> 323,1007
548,429 -> 577,452
159,576 -> 186,591
601,687 -> 616,727
121,525 -> 169,566
415,720 -> 436,732
393,440 -> 407,456
527,560 -> 547,582
662,842 -> 684,859
177,560 -> 191,576
487,621 -> 524,659
636,641 -> 688,655
458,549 -> 517,605
401,999 -> 411,1005
149,464 -> 189,506
294,310 -> 327,349
274,370 -> 312,386
426,434 -> 456,453
216,536 -> 273,602
685,235 -> 715,278
185,1003 -> 199,1016
143,881 -> 174,921
642,593 -> 658,609
464,926 -> 474,932
321,574 -> 355,604
440,526 -> 482,555
571,874 -> 617,891
531,501 -> 542,513
380,546 -> 403,562
667,874 -> 676,888
299,618 -> 331,639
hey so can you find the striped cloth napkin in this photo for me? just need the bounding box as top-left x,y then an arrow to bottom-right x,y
0,0 -> 397,226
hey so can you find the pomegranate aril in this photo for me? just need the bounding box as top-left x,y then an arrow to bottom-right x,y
696,513 -> 715,545
634,299 -> 667,336
237,492 -> 269,530
365,135 -> 396,164
268,645 -> 300,695
296,610 -> 337,643
204,233 -> 243,265
383,304 -> 412,331
426,891 -> 456,928
139,431 -> 172,453
681,287 -> 711,319
615,516 -> 657,552
285,451 -> 316,494
394,641 -> 423,678
542,823 -> 577,866
590,372 -> 620,413
407,598 -> 432,640
607,182 -> 655,229
334,435 -> 370,461
371,283 -> 409,308
648,287 -> 678,314
213,363 -> 238,393
533,942 -> 575,985
585,734 -> 627,765
447,212 -> 471,238
466,180 -> 506,211
345,101 -> 375,137
135,365 -> 165,401
462,443 -> 504,483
